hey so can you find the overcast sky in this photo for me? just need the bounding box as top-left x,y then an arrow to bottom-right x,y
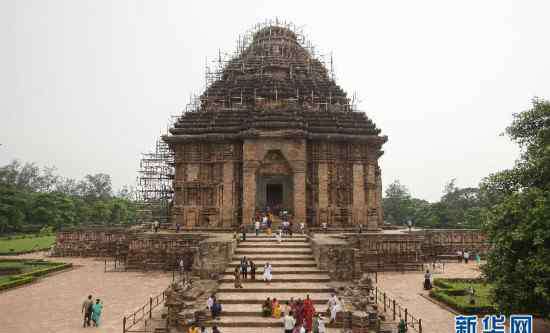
1,0 -> 549,202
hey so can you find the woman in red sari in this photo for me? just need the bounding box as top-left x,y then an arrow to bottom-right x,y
303,294 -> 316,331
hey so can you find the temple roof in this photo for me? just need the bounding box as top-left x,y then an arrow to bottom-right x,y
165,23 -> 386,145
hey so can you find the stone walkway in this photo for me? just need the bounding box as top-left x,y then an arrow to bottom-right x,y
0,253 -> 171,333
376,262 -> 483,333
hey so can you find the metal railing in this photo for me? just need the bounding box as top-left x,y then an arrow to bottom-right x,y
122,270 -> 188,333
374,286 -> 423,333
122,291 -> 166,333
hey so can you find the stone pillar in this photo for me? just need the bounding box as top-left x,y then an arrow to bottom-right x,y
221,162 -> 234,227
242,162 -> 257,225
366,162 -> 379,231
293,168 -> 306,224
352,163 -> 366,226
317,162 -> 329,227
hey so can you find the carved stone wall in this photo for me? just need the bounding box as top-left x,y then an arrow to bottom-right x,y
306,142 -> 383,228
52,227 -> 129,257
172,142 -> 243,228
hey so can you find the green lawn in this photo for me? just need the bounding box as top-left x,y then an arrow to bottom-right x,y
0,259 -> 71,290
0,235 -> 56,254
430,278 -> 496,314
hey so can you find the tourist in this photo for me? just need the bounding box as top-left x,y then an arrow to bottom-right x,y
295,298 -> 304,325
299,222 -> 305,234
91,299 -> 103,327
457,249 -> 463,263
303,294 -> 316,331
240,257 -> 248,279
317,314 -> 327,333
262,298 -> 272,317
263,262 -> 272,283
276,229 -> 282,243
357,224 -> 363,234
188,325 -> 200,333
283,311 -> 296,333
255,219 -> 260,236
266,217 -> 272,236
211,299 -> 222,319
212,326 -> 221,333
423,270 -> 432,290
179,258 -> 185,278
239,223 -> 246,241
475,253 -> 481,265
249,260 -> 256,280
288,219 -> 293,237
322,222 -> 327,233
200,326 -> 208,333
154,220 -> 160,233
463,250 -> 470,264
328,294 -> 341,324
207,294 -> 214,311
176,223 -> 181,233
82,294 -> 94,327
293,323 -> 306,333
284,301 -> 291,315
272,298 -> 282,319
234,268 -> 243,288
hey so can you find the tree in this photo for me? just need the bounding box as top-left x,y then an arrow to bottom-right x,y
481,98 -> 550,319
78,173 -> 112,200
383,180 -> 413,225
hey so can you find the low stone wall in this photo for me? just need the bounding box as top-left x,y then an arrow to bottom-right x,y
52,228 -> 236,277
52,226 -> 129,257
311,228 -> 489,280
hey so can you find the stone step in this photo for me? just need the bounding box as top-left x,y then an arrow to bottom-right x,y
220,274 -> 331,283
237,243 -> 310,248
218,286 -> 333,293
216,292 -> 331,304
203,327 -> 343,333
224,266 -> 326,274
235,249 -> 313,254
202,316 -> 343,328
232,254 -> 314,260
220,303 -> 327,316
229,260 -> 317,267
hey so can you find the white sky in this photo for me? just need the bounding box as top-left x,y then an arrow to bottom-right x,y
1,0 -> 549,202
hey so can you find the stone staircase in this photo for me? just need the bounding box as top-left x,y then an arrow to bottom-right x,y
205,233 -> 340,332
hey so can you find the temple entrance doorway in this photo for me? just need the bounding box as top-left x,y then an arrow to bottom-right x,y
266,183 -> 283,208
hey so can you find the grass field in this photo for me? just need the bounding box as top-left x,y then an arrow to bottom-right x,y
0,235 -> 56,254
430,278 -> 496,314
0,259 -> 71,290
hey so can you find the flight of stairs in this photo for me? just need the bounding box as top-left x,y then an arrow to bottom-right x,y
205,233 -> 340,333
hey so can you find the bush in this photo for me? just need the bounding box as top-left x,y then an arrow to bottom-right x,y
430,278 -> 496,314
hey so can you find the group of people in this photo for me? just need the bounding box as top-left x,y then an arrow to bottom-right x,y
187,325 -> 221,333
261,295 -> 327,333
457,249 -> 481,264
206,294 -> 222,320
81,295 -> 103,327
233,257 -> 272,288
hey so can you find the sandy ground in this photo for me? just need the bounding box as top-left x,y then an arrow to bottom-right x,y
0,253 -> 171,333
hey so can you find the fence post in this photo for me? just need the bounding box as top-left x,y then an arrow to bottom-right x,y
405,308 -> 408,327
393,300 -> 396,320
123,317 -> 126,333
383,293 -> 387,312
149,296 -> 153,319
104,259 -> 106,272
419,319 -> 422,333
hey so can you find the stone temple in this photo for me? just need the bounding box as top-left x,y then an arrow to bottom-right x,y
163,25 -> 387,230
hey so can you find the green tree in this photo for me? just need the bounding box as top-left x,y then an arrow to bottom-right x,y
481,98 -> 550,318
383,180 -> 413,225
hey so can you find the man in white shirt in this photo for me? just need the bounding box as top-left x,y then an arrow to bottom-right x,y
283,312 -> 296,333
255,220 -> 260,236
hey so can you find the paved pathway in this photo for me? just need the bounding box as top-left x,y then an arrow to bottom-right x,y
0,253 -> 171,333
377,262 -> 483,333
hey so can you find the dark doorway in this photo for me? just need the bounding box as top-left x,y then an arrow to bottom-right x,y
266,183 -> 283,210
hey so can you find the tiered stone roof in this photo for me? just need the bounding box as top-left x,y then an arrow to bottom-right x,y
165,25 -> 386,145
